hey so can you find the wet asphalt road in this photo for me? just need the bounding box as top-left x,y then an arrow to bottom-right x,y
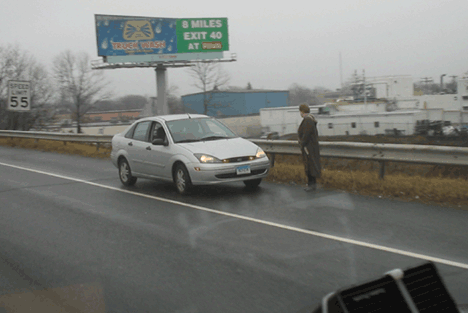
0,145 -> 468,312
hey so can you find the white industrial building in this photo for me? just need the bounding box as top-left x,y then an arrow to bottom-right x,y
260,77 -> 468,137
365,75 -> 414,99
260,106 -> 427,136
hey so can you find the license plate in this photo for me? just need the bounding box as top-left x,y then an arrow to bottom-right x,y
236,165 -> 251,175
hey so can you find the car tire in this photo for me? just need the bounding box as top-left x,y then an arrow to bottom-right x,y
243,178 -> 262,188
119,158 -> 137,186
174,163 -> 192,195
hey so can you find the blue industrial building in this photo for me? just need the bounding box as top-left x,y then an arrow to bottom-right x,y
181,89 -> 290,117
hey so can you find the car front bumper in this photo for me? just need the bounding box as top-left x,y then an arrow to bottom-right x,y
186,158 -> 271,185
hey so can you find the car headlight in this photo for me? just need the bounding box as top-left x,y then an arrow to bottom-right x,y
256,148 -> 266,159
194,153 -> 222,163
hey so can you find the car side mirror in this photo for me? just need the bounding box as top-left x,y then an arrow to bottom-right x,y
152,139 -> 165,146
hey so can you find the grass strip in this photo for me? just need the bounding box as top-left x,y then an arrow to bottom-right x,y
0,138 -> 111,159
0,138 -> 466,207
267,154 -> 468,207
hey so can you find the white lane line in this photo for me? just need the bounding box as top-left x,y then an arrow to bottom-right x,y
2,161 -> 468,270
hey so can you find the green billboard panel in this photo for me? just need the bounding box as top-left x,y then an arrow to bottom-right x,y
176,18 -> 229,53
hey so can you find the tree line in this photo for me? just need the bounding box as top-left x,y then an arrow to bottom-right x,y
5,43 -> 453,132
0,44 -> 184,133
0,42 -> 332,134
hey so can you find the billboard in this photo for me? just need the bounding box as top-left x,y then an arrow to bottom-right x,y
95,15 -> 229,61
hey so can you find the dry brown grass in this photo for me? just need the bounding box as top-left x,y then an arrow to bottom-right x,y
267,154 -> 468,207
0,138 -> 111,159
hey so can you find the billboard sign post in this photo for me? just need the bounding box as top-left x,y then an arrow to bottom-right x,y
94,14 -> 234,117
8,80 -> 31,112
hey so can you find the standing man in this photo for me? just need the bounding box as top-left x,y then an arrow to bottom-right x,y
297,103 -> 321,191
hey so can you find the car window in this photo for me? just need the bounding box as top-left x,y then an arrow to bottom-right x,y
166,118 -> 237,143
124,124 -> 137,139
203,120 -> 228,135
132,121 -> 152,142
150,122 -> 167,142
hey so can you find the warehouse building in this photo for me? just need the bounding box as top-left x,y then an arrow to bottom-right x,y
181,89 -> 289,117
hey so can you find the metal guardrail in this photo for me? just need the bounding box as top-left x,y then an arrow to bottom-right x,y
1,131 -> 467,179
0,130 -> 113,144
250,139 -> 468,166
250,139 -> 468,179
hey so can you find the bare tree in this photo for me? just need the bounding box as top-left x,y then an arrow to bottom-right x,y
445,77 -> 457,94
53,50 -> 110,133
289,83 -> 326,106
186,62 -> 230,115
413,82 -> 441,95
117,95 -> 148,110
166,85 -> 184,114
0,44 -> 54,130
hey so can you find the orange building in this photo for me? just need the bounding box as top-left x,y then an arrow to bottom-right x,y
85,110 -> 142,122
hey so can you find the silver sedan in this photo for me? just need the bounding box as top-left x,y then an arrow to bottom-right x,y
111,114 -> 270,194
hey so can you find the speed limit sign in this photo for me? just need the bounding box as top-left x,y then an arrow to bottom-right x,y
8,80 -> 31,111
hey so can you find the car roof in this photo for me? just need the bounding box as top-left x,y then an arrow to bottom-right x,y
138,114 -> 210,122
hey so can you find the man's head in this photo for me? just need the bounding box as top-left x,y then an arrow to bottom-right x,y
299,103 -> 310,117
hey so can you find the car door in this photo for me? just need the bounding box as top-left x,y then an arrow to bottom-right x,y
127,121 -> 152,174
145,121 -> 173,179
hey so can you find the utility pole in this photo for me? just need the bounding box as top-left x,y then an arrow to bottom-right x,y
339,51 -> 343,89
420,77 -> 433,84
363,69 -> 367,111
420,77 -> 433,95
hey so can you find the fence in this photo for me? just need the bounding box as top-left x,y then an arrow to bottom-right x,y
1,130 -> 468,179
264,121 -> 422,137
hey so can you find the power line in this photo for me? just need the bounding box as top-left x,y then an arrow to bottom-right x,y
420,77 -> 433,84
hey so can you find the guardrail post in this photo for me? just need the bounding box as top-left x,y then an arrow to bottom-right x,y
379,161 -> 386,180
96,143 -> 100,152
270,153 -> 276,168
63,141 -> 67,146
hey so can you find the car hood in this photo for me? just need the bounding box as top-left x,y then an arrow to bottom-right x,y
178,137 -> 259,159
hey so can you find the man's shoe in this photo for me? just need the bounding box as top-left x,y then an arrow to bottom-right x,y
304,184 -> 316,192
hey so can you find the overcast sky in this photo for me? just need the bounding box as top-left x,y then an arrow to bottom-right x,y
2,0 -> 467,99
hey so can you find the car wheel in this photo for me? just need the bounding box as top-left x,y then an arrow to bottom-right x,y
243,178 -> 262,188
119,158 -> 137,186
174,163 -> 192,195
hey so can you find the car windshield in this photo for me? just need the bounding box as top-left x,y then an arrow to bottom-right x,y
166,117 -> 237,143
